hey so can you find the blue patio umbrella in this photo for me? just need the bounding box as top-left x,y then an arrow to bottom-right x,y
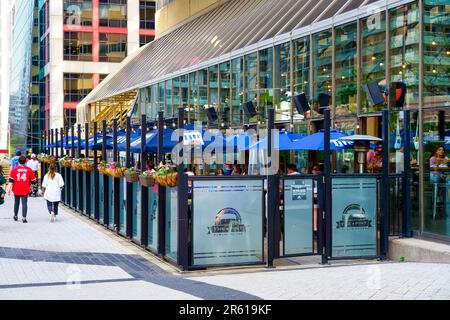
248,131 -> 305,151
117,132 -> 142,152
63,137 -> 84,149
292,129 -> 353,150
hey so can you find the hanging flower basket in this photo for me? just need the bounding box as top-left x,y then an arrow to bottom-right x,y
155,163 -> 178,187
82,160 -> 95,172
124,168 -> 139,183
71,159 -> 84,170
97,161 -> 108,174
139,172 -> 155,187
58,156 -> 72,168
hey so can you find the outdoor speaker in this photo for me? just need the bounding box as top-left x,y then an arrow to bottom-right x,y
363,81 -> 385,106
205,107 -> 218,122
394,82 -> 407,108
318,93 -> 331,114
293,93 -> 310,114
243,101 -> 257,118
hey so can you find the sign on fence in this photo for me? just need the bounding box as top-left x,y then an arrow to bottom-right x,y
332,177 -> 378,258
192,180 -> 264,266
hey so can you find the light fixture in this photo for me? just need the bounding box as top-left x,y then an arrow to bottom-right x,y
341,76 -> 345,80
153,125 -> 157,130
323,68 -> 327,72
164,125 -> 167,129
221,122 -> 225,128
371,56 -> 376,61
402,64 -> 406,69
290,123 -> 294,129
432,69 -> 437,74
399,71 -> 403,75
447,51 -> 450,55
304,81 -> 308,84
172,122 -> 176,127
432,41 -> 436,46
379,63 -> 384,67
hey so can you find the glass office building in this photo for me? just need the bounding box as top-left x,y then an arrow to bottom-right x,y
79,0 -> 450,240
9,0 -> 35,153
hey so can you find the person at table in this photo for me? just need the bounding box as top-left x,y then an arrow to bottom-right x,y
367,143 -> 383,173
429,145 -> 449,184
286,164 -> 300,175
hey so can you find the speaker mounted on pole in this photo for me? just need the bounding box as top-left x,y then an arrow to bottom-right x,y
363,80 -> 385,106
242,101 -> 257,118
293,93 -> 310,114
318,93 -> 331,114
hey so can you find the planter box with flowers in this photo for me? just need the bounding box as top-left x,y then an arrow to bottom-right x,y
97,160 -> 108,174
155,163 -> 178,187
58,156 -> 73,168
71,158 -> 84,171
124,167 -> 139,183
105,161 -> 126,178
139,170 -> 155,187
39,154 -> 56,164
81,159 -> 95,172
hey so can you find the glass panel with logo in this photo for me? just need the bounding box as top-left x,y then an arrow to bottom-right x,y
64,0 -> 92,26
423,0 -> 450,109
423,108 -> 450,237
335,22 -> 357,116
361,11 -> 387,113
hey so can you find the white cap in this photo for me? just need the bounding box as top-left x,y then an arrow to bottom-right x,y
31,154 -> 36,158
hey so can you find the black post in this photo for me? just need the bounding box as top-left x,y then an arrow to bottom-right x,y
93,122 -> 100,221
125,117 -> 133,237
157,111 -> 166,256
140,114 -> 149,246
113,118 -> 120,232
266,108 -> 277,267
77,124 -> 83,212
85,122 -> 91,216
71,126 -> 76,209
40,130 -> 44,155
102,120 -> 109,226
177,107 -> 189,271
323,108 -> 331,263
403,110 -> 412,237
55,129 -> 59,158
380,109 -> 390,259
60,128 -> 65,203
65,127 -> 70,206
50,129 -> 54,156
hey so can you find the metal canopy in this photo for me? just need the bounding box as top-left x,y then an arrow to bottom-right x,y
80,0 -> 404,105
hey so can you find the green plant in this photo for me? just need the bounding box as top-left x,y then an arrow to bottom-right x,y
399,256 -> 405,262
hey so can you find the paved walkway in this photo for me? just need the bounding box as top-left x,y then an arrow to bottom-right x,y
1,195 -> 449,300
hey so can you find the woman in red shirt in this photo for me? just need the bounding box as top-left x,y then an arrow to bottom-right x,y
9,156 -> 36,223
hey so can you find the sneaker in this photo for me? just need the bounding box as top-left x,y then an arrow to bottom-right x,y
13,215 -> 18,221
50,212 -> 55,222
22,218 -> 27,223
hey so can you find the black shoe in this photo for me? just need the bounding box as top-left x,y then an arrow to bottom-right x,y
13,215 -> 18,221
22,218 -> 27,223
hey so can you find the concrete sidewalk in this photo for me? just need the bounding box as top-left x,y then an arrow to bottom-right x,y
1,195 -> 449,300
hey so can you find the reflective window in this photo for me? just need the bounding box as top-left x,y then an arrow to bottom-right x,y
423,0 -> 450,108
64,73 -> 93,102
244,52 -> 258,123
209,65 -> 219,109
219,62 -> 231,127
188,72 -> 198,122
63,0 -> 92,26
64,109 -> 77,128
274,43 -> 291,122
63,32 -> 93,61
99,74 -> 109,83
140,35 -> 154,47
140,0 -> 155,29
422,108 -> 450,237
259,48 -> 273,120
158,82 -> 165,113
99,33 -> 127,62
165,79 -> 173,117
389,2 -> 420,109
294,37 -> 310,101
151,85 -> 158,119
197,69 -> 208,123
99,0 -> 127,28
231,57 -> 244,126
313,30 -> 332,113
180,74 -> 189,121
335,22 -> 357,116
361,12 -> 387,113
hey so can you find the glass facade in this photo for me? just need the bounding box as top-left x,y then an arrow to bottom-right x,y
64,73 -> 94,102
64,32 -> 93,61
139,35 -> 154,47
99,0 -> 127,28
99,33 -> 127,62
9,0 -> 34,152
140,0 -> 155,29
87,0 -> 450,240
64,0 -> 93,26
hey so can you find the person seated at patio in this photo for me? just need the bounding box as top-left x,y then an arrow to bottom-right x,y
231,165 -> 243,175
286,164 -> 300,175
429,145 -> 449,211
146,161 -> 155,173
215,169 -> 224,176
223,162 -> 233,176
367,143 -> 383,173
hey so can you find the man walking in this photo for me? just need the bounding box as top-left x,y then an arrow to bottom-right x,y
8,156 -> 36,223
26,154 -> 40,196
